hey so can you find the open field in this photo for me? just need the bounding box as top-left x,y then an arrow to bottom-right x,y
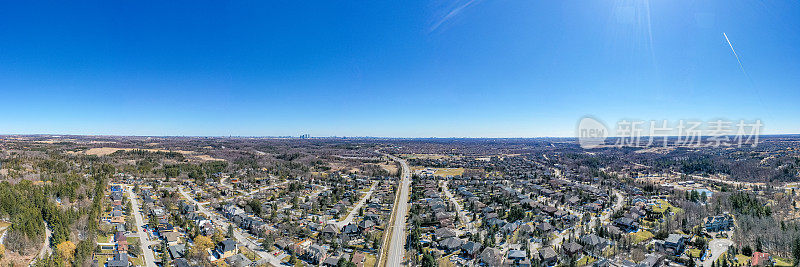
412,166 -> 465,177
378,163 -> 399,174
67,147 -> 225,161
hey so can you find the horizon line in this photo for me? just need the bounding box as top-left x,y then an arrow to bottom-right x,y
1,132 -> 798,139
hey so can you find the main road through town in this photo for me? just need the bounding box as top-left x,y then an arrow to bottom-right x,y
383,152 -> 411,267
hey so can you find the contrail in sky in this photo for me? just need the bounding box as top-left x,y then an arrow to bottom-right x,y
429,0 -> 480,33
723,32 -> 749,77
723,32 -> 772,118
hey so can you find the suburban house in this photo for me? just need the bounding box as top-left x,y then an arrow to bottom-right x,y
507,249 -> 530,266
657,234 -> 686,255
580,233 -> 608,253
614,217 -> 638,232
704,214 -> 734,232
751,252 -> 772,267
481,247 -> 505,266
438,237 -> 464,253
563,241 -> 584,256
107,252 -> 129,267
461,241 -> 482,259
216,239 -> 239,259
540,247 -> 559,266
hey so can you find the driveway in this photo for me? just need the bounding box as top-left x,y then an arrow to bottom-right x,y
702,239 -> 733,267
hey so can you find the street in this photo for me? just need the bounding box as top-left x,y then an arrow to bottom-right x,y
178,186 -> 285,266
702,239 -> 733,267
384,153 -> 411,267
336,181 -> 378,228
125,185 -> 157,267
441,180 -> 472,231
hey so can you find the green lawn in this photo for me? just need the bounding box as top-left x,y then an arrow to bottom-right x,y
96,255 -> 110,266
131,255 -> 144,266
241,246 -> 261,261
364,254 -> 377,267
774,257 -> 793,267
687,248 -> 703,258
734,254 -> 751,265
650,199 -> 683,214
97,234 -> 112,243
437,252 -> 457,267
577,256 -> 598,266
631,230 -> 654,244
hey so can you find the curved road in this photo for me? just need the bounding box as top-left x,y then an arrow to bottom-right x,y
30,222 -> 52,266
702,239 -> 733,267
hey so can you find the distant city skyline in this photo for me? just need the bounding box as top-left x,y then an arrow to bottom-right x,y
1,0 -> 798,137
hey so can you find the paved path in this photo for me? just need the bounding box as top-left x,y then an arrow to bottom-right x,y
126,185 -> 157,267
336,181 -> 378,228
384,153 -> 411,267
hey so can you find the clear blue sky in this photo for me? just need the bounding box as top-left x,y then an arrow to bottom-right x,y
1,0 -> 798,137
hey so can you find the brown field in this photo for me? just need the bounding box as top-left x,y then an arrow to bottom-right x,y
0,250 -> 36,266
68,147 -> 225,161
378,163 -> 399,174
412,166 -> 466,177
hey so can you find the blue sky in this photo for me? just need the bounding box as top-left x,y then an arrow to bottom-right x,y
1,0 -> 798,137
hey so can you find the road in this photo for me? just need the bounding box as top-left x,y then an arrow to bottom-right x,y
336,181 -> 378,228
441,181 -> 471,230
596,190 -> 625,226
30,221 -> 53,266
308,184 -> 330,199
631,162 -> 771,189
178,186 -> 285,266
221,180 -> 290,202
125,185 -> 157,267
702,239 -> 733,267
383,152 -> 411,267
551,189 -> 624,248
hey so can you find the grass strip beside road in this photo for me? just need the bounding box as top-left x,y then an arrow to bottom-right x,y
377,181 -> 403,267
